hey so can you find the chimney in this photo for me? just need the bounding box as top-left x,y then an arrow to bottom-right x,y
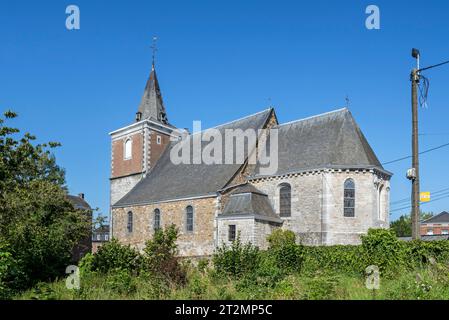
78,193 -> 85,199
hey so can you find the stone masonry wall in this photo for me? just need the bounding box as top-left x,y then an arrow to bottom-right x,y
112,196 -> 217,256
251,170 -> 390,246
110,174 -> 142,207
217,218 -> 255,246
251,173 -> 323,245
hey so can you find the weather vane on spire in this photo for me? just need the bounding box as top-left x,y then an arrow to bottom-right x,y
151,36 -> 158,67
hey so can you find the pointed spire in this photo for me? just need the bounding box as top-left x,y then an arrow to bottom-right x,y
137,37 -> 168,124
137,65 -> 168,124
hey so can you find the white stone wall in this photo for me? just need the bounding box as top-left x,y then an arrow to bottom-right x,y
217,218 -> 255,247
110,174 -> 142,206
254,219 -> 279,249
251,173 -> 323,245
251,170 -> 390,246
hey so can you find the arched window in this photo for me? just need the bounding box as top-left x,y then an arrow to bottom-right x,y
344,179 -> 355,217
154,208 -> 161,231
378,186 -> 384,220
124,139 -> 132,159
127,211 -> 133,233
186,206 -> 194,232
279,183 -> 291,217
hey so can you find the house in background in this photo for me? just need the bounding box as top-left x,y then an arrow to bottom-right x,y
67,193 -> 92,262
92,225 -> 110,253
421,211 -> 449,236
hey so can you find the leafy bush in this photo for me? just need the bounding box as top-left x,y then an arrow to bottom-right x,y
0,241 -> 21,299
405,240 -> 449,267
143,224 -> 186,285
78,252 -> 95,276
361,229 -> 407,277
267,229 -> 303,273
105,268 -> 137,295
302,245 -> 366,276
91,239 -> 141,274
197,258 -> 209,274
213,236 -> 260,279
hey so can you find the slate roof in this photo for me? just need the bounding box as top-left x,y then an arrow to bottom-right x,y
138,64 -> 169,125
220,184 -> 282,223
252,108 -> 388,178
113,109 -> 274,207
67,195 -> 92,210
422,212 -> 449,224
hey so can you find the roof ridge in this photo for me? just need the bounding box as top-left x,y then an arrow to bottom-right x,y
189,107 -> 272,136
277,107 -> 348,128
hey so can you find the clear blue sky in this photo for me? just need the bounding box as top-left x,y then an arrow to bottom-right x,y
1,0 -> 449,221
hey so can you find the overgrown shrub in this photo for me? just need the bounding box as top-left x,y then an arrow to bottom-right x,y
197,258 -> 209,274
361,229 -> 407,277
0,240 -> 25,299
143,224 -> 186,285
105,268 -> 137,295
213,236 -> 260,279
302,245 -> 366,276
91,239 -> 141,274
405,240 -> 449,267
267,229 -> 303,273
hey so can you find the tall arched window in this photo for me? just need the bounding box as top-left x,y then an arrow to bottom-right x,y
378,186 -> 384,220
279,183 -> 291,217
124,139 -> 132,160
154,208 -> 161,231
127,211 -> 133,233
186,206 -> 194,232
344,179 -> 355,217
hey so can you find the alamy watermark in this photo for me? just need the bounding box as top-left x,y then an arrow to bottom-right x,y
169,122 -> 279,176
365,5 -> 380,30
365,265 -> 380,290
65,265 -> 80,290
66,5 -> 80,30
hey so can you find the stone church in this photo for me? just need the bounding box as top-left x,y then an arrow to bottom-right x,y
109,62 -> 392,257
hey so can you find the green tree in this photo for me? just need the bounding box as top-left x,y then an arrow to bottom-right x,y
390,212 -> 434,237
0,111 -> 90,291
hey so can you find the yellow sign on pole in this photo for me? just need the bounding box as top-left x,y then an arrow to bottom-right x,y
420,192 -> 431,202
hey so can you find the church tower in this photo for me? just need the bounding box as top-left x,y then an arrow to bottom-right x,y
109,61 -> 175,207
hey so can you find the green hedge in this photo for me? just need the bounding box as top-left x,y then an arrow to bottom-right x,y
301,229 -> 449,278
302,245 -> 366,276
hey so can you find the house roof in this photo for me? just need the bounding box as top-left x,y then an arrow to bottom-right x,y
113,108 -> 274,207
67,195 -> 91,210
220,184 -> 282,223
422,211 -> 449,224
252,108 -> 389,178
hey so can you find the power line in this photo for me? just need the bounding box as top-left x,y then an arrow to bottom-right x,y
390,193 -> 449,213
382,141 -> 449,165
391,187 -> 449,206
418,59 -> 449,72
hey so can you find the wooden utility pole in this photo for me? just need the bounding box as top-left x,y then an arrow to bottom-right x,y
411,67 -> 421,240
